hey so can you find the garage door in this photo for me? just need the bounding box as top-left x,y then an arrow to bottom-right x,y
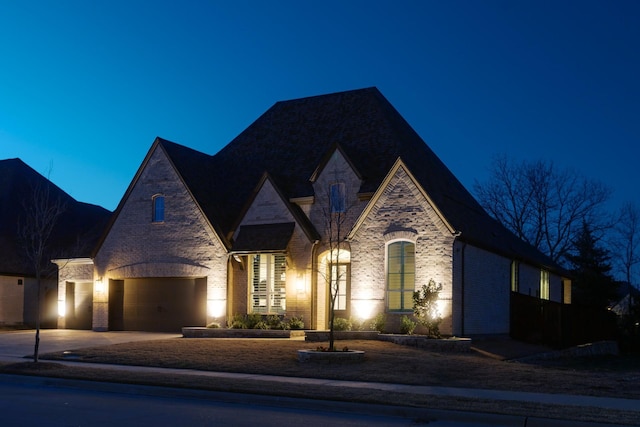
109,278 -> 206,332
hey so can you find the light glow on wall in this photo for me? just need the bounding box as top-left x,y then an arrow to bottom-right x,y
296,274 -> 305,293
58,300 -> 65,317
436,298 -> 451,320
352,299 -> 375,320
208,300 -> 225,318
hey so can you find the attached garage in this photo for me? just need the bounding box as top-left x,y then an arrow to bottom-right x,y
109,277 -> 206,332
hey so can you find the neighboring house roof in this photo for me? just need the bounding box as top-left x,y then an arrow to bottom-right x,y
119,87 -> 561,273
0,158 -> 112,276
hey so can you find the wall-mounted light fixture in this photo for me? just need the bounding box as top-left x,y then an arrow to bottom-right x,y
95,277 -> 104,294
58,300 -> 65,317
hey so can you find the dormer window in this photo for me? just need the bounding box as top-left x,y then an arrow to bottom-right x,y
330,182 -> 345,213
152,195 -> 165,222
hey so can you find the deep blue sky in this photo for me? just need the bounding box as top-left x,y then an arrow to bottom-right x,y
1,1 -> 638,213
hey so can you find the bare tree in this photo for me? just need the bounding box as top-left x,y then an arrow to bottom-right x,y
613,202 -> 640,286
319,180 -> 351,351
474,155 -> 612,264
19,178 -> 66,362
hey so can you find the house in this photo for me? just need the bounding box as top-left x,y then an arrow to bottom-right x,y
0,158 -> 111,328
56,87 -> 570,334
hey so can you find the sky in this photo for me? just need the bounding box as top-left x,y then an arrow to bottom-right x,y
1,0 -> 638,214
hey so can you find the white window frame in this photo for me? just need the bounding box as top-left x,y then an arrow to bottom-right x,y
250,253 -> 286,315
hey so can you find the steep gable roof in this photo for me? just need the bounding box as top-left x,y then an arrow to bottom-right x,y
0,158 -> 111,275
153,88 -> 559,271
93,137 -> 229,255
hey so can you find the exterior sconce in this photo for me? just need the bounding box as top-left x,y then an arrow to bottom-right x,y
95,277 -> 104,294
296,275 -> 305,293
58,300 -> 65,317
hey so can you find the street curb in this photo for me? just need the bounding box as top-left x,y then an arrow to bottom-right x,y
0,374 -> 632,427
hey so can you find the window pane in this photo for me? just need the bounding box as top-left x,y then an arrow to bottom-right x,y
388,291 -> 401,310
330,183 -> 345,213
387,241 -> 415,311
251,254 -> 286,314
153,196 -> 165,222
388,274 -> 402,290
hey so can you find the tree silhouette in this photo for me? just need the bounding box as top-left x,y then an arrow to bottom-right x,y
19,179 -> 66,362
565,221 -> 618,310
474,155 -> 611,264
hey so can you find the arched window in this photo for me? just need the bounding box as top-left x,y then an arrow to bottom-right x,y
387,241 -> 415,311
152,195 -> 165,222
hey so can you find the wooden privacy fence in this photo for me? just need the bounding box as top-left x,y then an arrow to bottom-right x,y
510,292 -> 617,348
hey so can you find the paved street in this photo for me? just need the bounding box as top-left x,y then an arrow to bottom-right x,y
0,330 -> 637,426
0,376 -> 518,427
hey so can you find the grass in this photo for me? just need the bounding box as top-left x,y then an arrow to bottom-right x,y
2,338 -> 639,425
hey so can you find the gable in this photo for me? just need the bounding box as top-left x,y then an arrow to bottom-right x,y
349,159 -> 455,241
94,143 -> 224,274
231,174 -> 318,251
131,88 -> 561,274
234,176 -> 296,232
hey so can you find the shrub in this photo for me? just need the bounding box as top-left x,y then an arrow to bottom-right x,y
206,322 -> 220,329
266,315 -> 285,330
413,279 -> 443,338
245,313 -> 263,329
287,316 -> 305,330
333,317 -> 352,331
229,314 -> 247,329
253,321 -> 269,330
370,313 -> 386,333
400,315 -> 416,335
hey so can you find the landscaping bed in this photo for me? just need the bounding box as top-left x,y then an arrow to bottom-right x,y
182,327 -> 305,339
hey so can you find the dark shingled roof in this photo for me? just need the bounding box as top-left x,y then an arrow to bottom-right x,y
157,87 -> 561,271
0,158 -> 112,276
232,222 -> 296,253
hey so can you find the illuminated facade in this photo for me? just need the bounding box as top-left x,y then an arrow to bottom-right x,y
56,88 -> 569,334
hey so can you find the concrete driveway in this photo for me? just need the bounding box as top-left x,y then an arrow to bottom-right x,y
0,329 -> 179,362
